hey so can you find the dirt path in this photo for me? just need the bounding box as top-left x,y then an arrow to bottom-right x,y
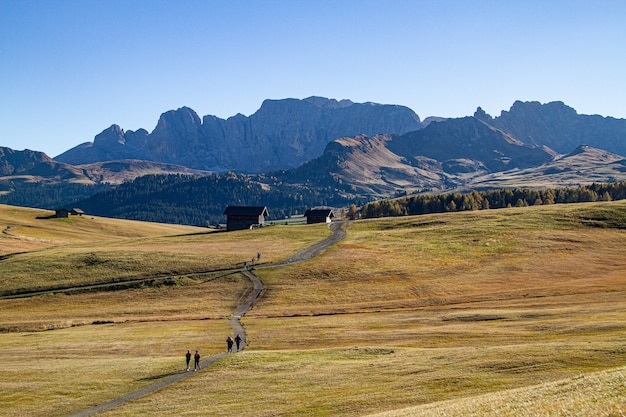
66,221 -> 346,417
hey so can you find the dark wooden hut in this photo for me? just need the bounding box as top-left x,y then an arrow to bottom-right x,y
304,208 -> 334,224
223,206 -> 269,231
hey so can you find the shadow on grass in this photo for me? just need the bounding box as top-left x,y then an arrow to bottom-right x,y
138,370 -> 185,381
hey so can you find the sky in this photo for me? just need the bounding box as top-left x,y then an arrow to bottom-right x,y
1,0 -> 625,157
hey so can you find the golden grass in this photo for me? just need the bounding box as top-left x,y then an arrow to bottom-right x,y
94,341 -> 626,417
0,204 -> 206,254
0,320 -> 230,417
1,201 -> 625,416
0,278 -> 242,417
0,204 -> 331,294
366,366 -> 626,417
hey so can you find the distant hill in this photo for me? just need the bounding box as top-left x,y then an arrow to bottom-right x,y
0,146 -> 211,209
0,146 -> 210,185
0,147 -> 87,183
461,145 -> 626,191
55,96 -> 423,173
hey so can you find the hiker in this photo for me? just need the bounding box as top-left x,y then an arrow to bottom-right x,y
194,350 -> 200,371
185,349 -> 192,371
226,336 -> 234,353
234,334 -> 242,351
257,251 -> 261,261
243,261 -> 248,270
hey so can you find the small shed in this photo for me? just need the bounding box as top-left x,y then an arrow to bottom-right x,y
304,208 -> 334,224
223,206 -> 269,231
70,208 -> 85,216
55,208 -> 70,218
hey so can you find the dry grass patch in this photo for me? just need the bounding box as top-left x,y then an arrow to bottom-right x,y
0,218 -> 333,416
250,202 -> 626,318
0,320 -> 230,417
1,222 -> 331,295
0,275 -> 246,332
0,204 -> 206,254
93,340 -> 625,417
366,366 -> 626,417
0,277 -> 243,417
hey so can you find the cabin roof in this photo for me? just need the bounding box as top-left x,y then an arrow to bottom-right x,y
223,206 -> 269,216
304,208 -> 334,217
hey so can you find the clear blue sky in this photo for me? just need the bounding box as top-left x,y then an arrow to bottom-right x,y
2,0 -> 625,157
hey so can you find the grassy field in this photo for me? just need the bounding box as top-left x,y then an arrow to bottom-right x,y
0,205 -> 330,295
1,201 -> 625,416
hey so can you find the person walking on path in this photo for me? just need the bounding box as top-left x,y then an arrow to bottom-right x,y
185,350 -> 192,371
226,336 -> 234,353
234,334 -> 242,351
194,350 -> 200,371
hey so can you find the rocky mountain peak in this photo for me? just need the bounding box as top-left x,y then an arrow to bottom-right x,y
93,124 -> 126,147
474,107 -> 492,122
502,100 -> 577,119
303,96 -> 354,109
485,100 -> 626,156
153,107 -> 202,135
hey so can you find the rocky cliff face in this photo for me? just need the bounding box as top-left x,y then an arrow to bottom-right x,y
475,101 -> 626,157
55,97 -> 423,173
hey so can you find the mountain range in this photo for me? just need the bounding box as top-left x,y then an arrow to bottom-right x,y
55,97 -> 423,173
2,97 -> 626,224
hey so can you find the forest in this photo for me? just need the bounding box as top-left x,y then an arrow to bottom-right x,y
70,173 -> 364,226
360,182 -> 626,219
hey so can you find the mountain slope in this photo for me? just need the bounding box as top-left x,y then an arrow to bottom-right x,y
277,134 -> 448,197
0,147 -> 88,183
464,145 -> 626,191
0,146 -> 210,185
388,117 -> 557,172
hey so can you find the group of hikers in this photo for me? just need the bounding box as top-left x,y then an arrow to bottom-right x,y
185,349 -> 201,372
184,334 -> 243,372
243,252 -> 261,271
227,334 -> 243,353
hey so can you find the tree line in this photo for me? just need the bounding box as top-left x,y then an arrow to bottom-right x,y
359,182 -> 626,218
72,173 -> 364,226
0,182 -> 110,210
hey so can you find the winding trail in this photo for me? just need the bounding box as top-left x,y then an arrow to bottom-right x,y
66,221 -> 346,417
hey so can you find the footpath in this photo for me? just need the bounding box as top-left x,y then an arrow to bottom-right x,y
66,221 -> 346,417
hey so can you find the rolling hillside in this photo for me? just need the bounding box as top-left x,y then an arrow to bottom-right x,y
1,201 -> 624,416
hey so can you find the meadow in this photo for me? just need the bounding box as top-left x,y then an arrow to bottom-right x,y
0,202 -> 624,416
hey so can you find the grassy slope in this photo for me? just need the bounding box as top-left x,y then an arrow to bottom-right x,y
0,204 -> 330,295
1,202 -> 625,416
367,365 -> 625,417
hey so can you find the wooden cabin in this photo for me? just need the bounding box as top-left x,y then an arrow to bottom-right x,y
55,208 -> 70,218
304,208 -> 334,224
223,206 -> 269,231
